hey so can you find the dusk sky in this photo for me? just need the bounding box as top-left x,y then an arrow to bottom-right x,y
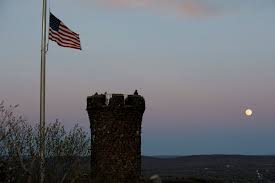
1,0 -> 275,155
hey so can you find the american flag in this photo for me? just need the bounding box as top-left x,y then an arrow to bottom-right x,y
49,13 -> 81,50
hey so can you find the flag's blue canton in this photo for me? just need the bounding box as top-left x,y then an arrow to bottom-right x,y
50,13 -> 61,32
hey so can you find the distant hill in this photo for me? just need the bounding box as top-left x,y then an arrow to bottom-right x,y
142,155 -> 275,182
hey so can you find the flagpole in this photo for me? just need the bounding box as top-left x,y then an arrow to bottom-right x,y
40,0 -> 47,182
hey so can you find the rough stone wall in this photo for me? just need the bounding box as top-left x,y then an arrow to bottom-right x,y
86,93 -> 145,183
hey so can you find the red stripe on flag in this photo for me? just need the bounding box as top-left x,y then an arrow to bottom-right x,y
49,28 -> 80,45
49,35 -> 81,50
58,30 -> 80,43
59,23 -> 79,37
49,34 -> 81,49
49,33 -> 81,49
49,31 -> 80,46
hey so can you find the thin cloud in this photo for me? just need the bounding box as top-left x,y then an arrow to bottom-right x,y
96,0 -> 218,17
78,0 -> 275,18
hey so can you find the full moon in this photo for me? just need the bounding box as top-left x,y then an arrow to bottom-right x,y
245,109 -> 253,116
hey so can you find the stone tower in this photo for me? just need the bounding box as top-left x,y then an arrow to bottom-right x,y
86,92 -> 145,183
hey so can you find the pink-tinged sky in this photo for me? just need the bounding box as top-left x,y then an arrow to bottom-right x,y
0,0 -> 275,155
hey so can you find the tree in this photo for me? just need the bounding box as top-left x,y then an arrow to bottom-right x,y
0,101 -> 38,182
0,101 -> 22,150
45,120 -> 91,183
0,101 -> 91,183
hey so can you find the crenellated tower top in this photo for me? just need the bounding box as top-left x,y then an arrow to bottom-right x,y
87,93 -> 145,113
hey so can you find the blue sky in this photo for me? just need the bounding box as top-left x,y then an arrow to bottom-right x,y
1,0 -> 275,155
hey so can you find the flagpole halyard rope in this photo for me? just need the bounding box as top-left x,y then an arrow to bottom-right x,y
46,0 -> 50,53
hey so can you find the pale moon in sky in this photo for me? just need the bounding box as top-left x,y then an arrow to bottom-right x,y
245,109 -> 253,116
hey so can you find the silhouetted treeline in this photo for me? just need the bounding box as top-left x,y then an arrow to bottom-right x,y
0,101 -> 90,183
